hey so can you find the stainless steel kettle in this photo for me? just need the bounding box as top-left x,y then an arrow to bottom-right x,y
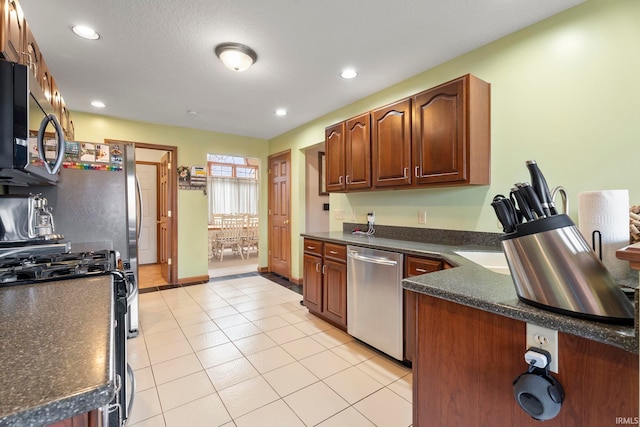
501,214 -> 634,324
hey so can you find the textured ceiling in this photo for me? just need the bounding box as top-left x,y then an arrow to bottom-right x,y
18,0 -> 584,140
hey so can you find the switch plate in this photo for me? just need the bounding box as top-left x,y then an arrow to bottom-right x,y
526,323 -> 558,373
418,211 -> 427,224
334,209 -> 344,220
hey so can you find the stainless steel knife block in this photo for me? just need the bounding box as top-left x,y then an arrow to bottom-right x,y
501,215 -> 634,324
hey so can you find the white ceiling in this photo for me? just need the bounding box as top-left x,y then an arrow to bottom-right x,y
19,0 -> 584,140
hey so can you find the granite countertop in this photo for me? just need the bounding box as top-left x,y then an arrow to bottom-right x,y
302,231 -> 639,354
0,275 -> 115,427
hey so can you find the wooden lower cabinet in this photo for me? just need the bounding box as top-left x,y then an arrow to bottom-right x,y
302,253 -> 322,313
321,259 -> 347,327
413,293 -> 639,427
302,239 -> 347,329
403,255 -> 443,363
47,409 -> 99,427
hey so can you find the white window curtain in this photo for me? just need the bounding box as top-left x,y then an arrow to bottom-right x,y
208,177 -> 259,217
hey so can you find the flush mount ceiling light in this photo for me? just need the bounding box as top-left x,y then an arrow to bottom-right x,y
90,100 -> 105,108
71,25 -> 100,40
341,69 -> 358,79
215,43 -> 258,72
275,109 -> 287,116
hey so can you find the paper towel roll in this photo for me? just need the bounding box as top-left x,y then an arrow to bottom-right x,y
578,190 -> 630,280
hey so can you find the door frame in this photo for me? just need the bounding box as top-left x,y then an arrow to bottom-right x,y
105,139 -> 178,285
268,149 -> 291,278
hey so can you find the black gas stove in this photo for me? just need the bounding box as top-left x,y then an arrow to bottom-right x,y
0,250 -> 117,286
0,245 -> 134,426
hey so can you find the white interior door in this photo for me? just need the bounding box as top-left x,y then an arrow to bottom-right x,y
137,163 -> 158,264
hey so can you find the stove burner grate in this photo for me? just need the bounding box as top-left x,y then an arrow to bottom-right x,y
0,250 -> 117,286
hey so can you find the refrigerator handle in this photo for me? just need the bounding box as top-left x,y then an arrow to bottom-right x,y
135,175 -> 143,243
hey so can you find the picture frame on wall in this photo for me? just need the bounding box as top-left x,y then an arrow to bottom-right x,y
318,151 -> 328,195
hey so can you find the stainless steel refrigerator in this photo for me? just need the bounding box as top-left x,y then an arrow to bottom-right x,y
11,143 -> 140,336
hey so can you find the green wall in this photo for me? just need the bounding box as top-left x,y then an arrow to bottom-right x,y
270,0 -> 640,280
70,111 -> 269,280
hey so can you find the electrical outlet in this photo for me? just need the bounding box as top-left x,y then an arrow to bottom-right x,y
418,211 -> 427,224
367,212 -> 375,225
526,323 -> 558,373
334,209 -> 344,220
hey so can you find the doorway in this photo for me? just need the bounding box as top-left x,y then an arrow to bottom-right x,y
106,140 -> 178,289
206,154 -> 260,278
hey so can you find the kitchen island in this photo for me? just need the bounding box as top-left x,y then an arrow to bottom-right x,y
0,275 -> 115,427
303,227 -> 638,426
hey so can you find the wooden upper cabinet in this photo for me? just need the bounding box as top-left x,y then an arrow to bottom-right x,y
325,122 -> 346,192
325,73 -> 490,193
372,98 -> 412,188
345,113 -> 371,190
1,0 -> 24,63
413,74 -> 490,185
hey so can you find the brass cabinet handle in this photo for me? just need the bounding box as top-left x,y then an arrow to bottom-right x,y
415,268 -> 427,273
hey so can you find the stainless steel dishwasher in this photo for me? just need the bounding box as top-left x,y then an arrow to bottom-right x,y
347,245 -> 404,360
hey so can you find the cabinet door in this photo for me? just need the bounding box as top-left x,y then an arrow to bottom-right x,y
322,259 -> 347,328
372,98 -> 412,188
23,21 -> 41,78
412,77 -> 464,185
1,0 -> 24,62
345,113 -> 371,190
403,255 -> 443,363
325,122 -> 346,192
303,253 -> 323,313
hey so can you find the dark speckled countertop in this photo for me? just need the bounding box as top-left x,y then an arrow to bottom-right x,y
0,275 -> 115,427
302,230 -> 638,354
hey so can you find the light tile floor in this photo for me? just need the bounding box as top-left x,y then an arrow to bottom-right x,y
127,275 -> 413,427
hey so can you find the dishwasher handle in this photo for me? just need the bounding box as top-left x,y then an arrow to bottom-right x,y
348,250 -> 398,266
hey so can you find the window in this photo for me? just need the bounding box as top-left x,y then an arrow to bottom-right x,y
207,154 -> 258,180
207,155 -> 260,219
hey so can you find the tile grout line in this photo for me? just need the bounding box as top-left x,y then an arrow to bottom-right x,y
131,276 -> 412,426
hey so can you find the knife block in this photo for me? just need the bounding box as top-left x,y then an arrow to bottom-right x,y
501,215 -> 634,324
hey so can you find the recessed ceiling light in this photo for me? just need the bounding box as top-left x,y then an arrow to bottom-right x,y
275,109 -> 287,116
341,69 -> 357,79
71,25 -> 100,40
90,100 -> 105,108
187,110 -> 199,116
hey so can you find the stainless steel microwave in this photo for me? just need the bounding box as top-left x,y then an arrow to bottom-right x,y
0,59 -> 65,186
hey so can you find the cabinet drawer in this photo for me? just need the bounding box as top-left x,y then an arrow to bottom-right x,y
324,243 -> 346,263
405,256 -> 442,277
303,239 -> 323,256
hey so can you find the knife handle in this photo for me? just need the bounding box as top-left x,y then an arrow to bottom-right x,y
510,188 -> 535,222
517,182 -> 546,219
526,160 -> 554,216
491,196 -> 516,233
